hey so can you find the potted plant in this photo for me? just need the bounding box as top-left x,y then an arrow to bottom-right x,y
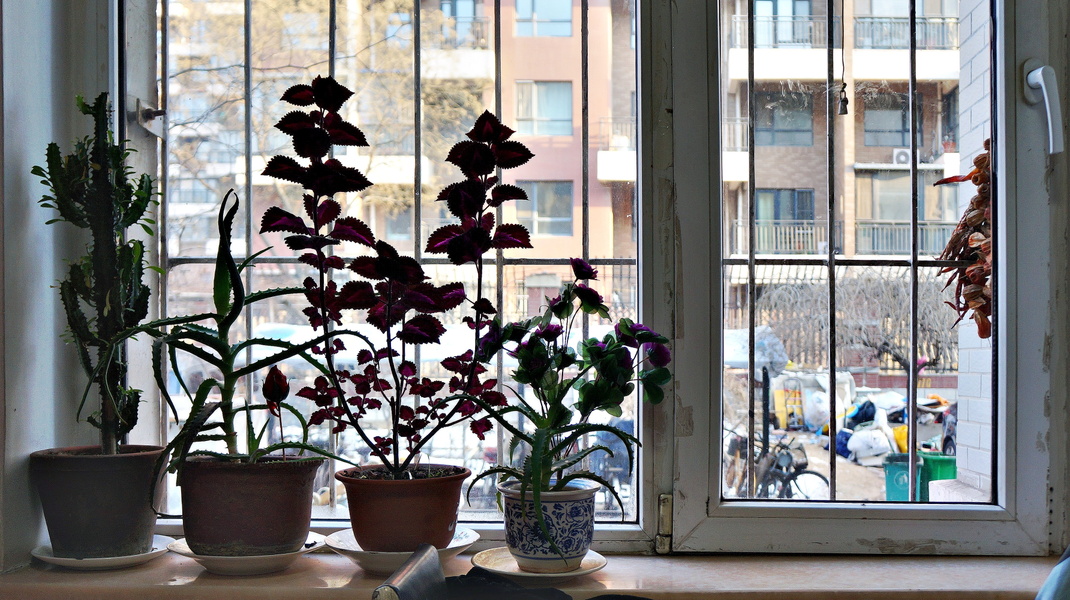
28,93 -> 164,559
469,259 -> 672,573
147,192 -> 339,558
259,75 -> 534,552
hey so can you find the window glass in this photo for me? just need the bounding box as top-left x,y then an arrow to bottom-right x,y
755,91 -> 813,146
516,181 -> 574,236
516,81 -> 573,135
516,0 -> 572,37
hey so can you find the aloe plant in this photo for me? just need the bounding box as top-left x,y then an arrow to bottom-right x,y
33,93 -> 156,454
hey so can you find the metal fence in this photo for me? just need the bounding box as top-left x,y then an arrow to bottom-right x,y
854,221 -> 957,255
854,17 -> 959,50
731,219 -> 844,255
730,15 -> 841,49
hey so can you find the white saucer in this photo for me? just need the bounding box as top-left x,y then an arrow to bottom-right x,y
31,535 -> 174,571
325,527 -> 479,575
471,547 -> 607,584
167,532 -> 325,576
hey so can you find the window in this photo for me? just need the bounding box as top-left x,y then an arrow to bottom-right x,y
159,0 -> 637,528
516,81 -> 573,135
864,92 -> 923,147
941,88 -> 959,152
754,92 -> 813,146
753,0 -> 813,48
755,189 -> 814,220
516,0 -> 572,37
854,171 -> 958,254
515,181 -> 574,236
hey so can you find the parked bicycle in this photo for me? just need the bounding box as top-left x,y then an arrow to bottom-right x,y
723,430 -> 830,500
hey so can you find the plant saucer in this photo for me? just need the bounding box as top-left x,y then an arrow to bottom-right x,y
31,535 -> 175,571
470,547 -> 607,585
167,532 -> 324,576
325,526 -> 479,575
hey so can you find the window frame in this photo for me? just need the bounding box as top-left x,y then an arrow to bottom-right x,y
863,92 -> 924,147
515,180 -> 575,236
515,0 -> 574,37
754,91 -> 814,147
515,80 -> 574,136
665,0 -> 1059,554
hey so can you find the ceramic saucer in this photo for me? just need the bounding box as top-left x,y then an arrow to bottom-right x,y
470,547 -> 607,585
325,526 -> 479,575
31,535 -> 175,571
167,532 -> 324,576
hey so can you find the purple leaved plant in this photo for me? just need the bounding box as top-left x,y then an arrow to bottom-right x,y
260,76 -> 534,478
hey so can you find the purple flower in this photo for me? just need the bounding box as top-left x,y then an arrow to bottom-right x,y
646,343 -> 672,368
534,323 -> 564,341
570,258 -> 598,280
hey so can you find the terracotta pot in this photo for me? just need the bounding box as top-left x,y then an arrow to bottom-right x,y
180,456 -> 324,556
29,445 -> 164,559
335,464 -> 470,552
498,480 -> 598,573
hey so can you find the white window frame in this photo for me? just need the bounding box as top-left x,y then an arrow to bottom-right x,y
663,0 -> 1063,554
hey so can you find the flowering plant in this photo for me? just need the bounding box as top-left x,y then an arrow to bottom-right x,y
468,258 -> 672,550
259,76 -> 536,479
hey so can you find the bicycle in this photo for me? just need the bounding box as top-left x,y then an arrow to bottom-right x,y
724,431 -> 830,500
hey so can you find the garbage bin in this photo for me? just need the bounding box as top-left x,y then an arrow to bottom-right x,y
919,451 -> 957,501
883,453 -> 923,501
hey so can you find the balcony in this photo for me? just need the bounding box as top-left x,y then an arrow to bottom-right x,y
854,221 -> 957,255
596,117 -> 637,182
426,17 -> 489,50
731,219 -> 843,255
421,17 -> 493,80
854,17 -> 959,50
730,15 -> 841,49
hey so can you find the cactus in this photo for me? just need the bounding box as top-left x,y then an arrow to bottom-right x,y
33,93 -> 156,454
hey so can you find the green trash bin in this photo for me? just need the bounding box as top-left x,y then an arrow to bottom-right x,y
883,453 -> 923,501
919,451 -> 957,501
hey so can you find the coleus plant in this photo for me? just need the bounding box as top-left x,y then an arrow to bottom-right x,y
468,258 -> 672,556
260,75 -> 535,479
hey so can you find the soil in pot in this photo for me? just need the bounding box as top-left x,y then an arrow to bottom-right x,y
335,464 -> 470,552
30,445 -> 164,559
498,481 -> 598,573
180,456 -> 324,556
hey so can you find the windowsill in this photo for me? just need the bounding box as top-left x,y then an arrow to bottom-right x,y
0,550 -> 1055,599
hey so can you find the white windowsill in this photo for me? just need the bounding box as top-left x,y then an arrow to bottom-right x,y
0,550 -> 1055,599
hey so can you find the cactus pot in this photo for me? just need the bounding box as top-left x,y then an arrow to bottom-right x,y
180,456 -> 324,556
335,464 -> 470,552
30,445 -> 164,559
498,480 -> 598,573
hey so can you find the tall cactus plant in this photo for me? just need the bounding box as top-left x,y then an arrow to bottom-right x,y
33,93 -> 156,454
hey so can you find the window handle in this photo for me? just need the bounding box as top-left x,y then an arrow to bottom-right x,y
1023,60 -> 1064,155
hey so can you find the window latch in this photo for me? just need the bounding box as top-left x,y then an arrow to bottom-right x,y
1023,59 -> 1064,155
656,493 -> 672,554
135,97 -> 166,139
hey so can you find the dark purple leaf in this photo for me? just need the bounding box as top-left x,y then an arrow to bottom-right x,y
491,223 -> 532,249
446,227 -> 492,265
472,297 -> 497,315
285,234 -> 338,251
337,280 -> 377,309
307,159 -> 372,197
260,206 -> 309,235
446,141 -> 496,177
349,256 -> 383,280
425,224 -> 464,254
489,184 -> 527,206
316,199 -> 342,226
262,155 -> 307,186
324,113 -> 368,146
329,216 -> 375,246
441,180 -> 486,219
399,361 -> 417,378
310,75 -> 354,113
492,141 -> 534,169
275,110 -> 316,134
293,128 -> 332,159
281,84 -> 316,106
466,111 -> 514,143
398,315 -> 446,344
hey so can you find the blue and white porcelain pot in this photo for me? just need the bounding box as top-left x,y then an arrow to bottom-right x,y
498,480 -> 598,573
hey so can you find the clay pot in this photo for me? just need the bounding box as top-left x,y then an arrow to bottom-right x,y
180,456 -> 324,556
335,464 -> 470,552
499,480 -> 598,573
30,445 -> 164,559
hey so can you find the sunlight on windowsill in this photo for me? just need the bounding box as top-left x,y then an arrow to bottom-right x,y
0,550 -> 1055,599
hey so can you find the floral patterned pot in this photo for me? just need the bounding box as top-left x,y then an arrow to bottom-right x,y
498,480 -> 598,573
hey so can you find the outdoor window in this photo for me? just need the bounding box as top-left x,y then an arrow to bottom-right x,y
515,181 -> 574,236
515,0 -> 572,37
755,189 -> 815,221
753,0 -> 813,48
516,81 -> 573,135
754,91 -> 813,146
864,92 -> 923,147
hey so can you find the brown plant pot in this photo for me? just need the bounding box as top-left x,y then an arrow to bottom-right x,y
180,456 -> 324,556
29,445 -> 164,559
335,464 -> 470,552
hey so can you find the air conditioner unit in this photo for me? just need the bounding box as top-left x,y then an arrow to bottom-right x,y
892,148 -> 912,164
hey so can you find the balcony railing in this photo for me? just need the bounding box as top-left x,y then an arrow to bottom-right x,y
854,221 -> 957,255
723,117 -> 749,152
427,17 -> 489,50
731,219 -> 843,255
730,15 -> 841,49
854,17 -> 959,50
598,117 -> 637,151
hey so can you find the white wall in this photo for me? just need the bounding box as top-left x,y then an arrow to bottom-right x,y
1,0 -> 112,572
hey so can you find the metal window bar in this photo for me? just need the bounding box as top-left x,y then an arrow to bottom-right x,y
824,0 -> 838,500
